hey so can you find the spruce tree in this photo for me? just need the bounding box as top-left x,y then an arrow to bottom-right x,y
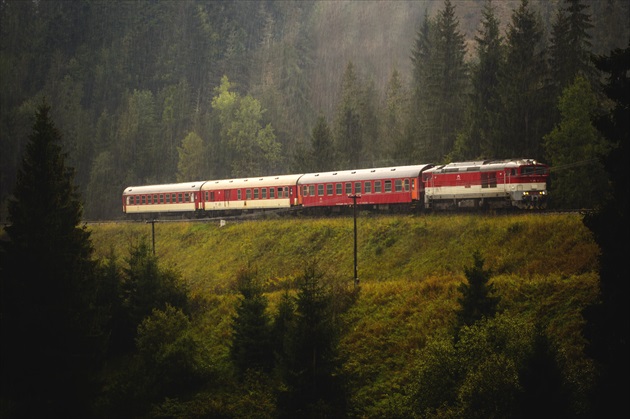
455,251 -> 499,334
230,268 -> 273,376
549,0 -> 594,98
497,0 -> 552,160
278,264 -> 346,418
310,115 -> 336,172
334,61 -> 363,168
457,0 -> 504,159
0,100 -> 104,418
581,45 -> 630,419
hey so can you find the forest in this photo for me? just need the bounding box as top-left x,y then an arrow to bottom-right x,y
1,0 -> 629,220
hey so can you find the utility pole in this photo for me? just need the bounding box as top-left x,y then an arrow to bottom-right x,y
348,194 -> 361,287
147,219 -> 156,255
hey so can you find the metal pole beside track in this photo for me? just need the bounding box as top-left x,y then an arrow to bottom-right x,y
349,194 -> 361,288
146,219 -> 156,256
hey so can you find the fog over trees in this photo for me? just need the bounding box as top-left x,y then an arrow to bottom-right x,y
0,0 -> 628,219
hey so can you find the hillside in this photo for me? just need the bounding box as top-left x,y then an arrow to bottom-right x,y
89,213 -> 600,416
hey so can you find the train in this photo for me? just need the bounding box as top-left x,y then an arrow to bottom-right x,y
122,158 -> 549,217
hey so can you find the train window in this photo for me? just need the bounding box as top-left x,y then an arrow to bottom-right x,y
395,179 -> 402,192
277,187 -> 283,198
385,180 -> 392,193
375,181 -> 382,193
246,189 -> 252,200
303,186 -> 309,196
159,194 -> 164,204
364,181 -> 371,193
285,187 -> 289,196
405,179 -> 410,191
309,185 -> 315,196
184,193 -> 189,202
355,182 -> 361,194
177,193 -> 182,203
269,187 -> 275,199
237,189 -> 242,200
141,195 -> 146,205
262,188 -> 267,199
318,184 -> 324,196
171,193 -> 176,202
254,188 -> 259,199
336,183 -> 342,195
153,194 -> 158,203
327,184 -> 333,195
345,183 -> 352,194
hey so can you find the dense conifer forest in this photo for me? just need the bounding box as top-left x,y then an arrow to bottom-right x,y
0,0 -> 628,219
1,0 -> 629,417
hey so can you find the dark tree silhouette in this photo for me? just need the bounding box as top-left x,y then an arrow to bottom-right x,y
0,100 -> 105,418
230,268 -> 273,376
582,44 -> 630,419
455,251 -> 499,334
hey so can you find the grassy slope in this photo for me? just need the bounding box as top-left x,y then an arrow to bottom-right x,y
89,213 -> 599,414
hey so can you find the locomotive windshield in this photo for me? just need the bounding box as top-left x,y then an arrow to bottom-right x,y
521,165 -> 548,175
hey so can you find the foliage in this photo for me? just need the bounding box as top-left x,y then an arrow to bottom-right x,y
581,45 -> 630,419
176,131 -> 206,182
0,101 -> 105,418
544,75 -> 612,208
455,251 -> 500,334
230,268 -> 274,376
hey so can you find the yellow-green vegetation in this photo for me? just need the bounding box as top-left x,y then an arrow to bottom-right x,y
89,213 -> 599,416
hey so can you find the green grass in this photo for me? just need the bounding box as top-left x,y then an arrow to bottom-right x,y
89,213 -> 600,416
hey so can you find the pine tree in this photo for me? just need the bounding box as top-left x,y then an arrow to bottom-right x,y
310,114 -> 336,171
410,0 -> 468,162
230,268 -> 273,376
497,0 -> 552,159
457,0 -> 504,160
0,100 -> 104,417
582,45 -> 630,419
455,251 -> 499,334
334,61 -> 363,168
549,0 -> 595,99
278,264 -> 346,418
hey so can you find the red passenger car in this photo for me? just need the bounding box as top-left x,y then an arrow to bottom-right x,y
298,165 -> 433,211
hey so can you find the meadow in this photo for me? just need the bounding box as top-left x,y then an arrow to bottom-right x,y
89,213 -> 599,416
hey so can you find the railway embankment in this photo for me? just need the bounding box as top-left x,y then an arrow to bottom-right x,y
88,213 -> 600,416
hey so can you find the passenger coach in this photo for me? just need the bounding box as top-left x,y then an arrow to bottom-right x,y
122,181 -> 202,215
199,174 -> 302,214
298,165 -> 434,212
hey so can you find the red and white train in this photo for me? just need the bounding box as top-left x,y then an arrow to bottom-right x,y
122,158 -> 549,217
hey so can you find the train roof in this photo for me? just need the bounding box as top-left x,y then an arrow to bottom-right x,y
200,173 -> 303,190
424,159 -> 546,174
298,164 -> 433,184
123,181 -> 204,195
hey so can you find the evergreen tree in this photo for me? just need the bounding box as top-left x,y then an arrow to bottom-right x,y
278,264 -> 346,418
230,268 -> 273,376
0,100 -> 105,418
410,0 -> 468,162
116,238 -> 189,353
543,76 -> 611,209
582,45 -> 630,419
549,0 -> 595,99
384,68 -> 410,164
455,251 -> 499,334
334,61 -> 363,168
497,0 -> 552,160
455,0 -> 504,160
310,114 -> 336,172
406,10 -> 434,164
